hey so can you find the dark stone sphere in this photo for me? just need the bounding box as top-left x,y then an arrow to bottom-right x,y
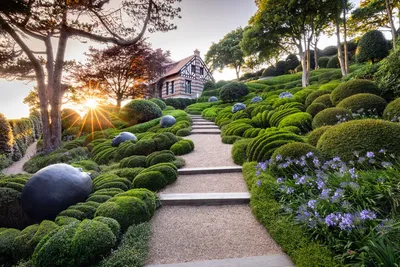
208,96 -> 218,102
21,164 -> 92,221
160,115 -> 176,128
232,103 -> 247,113
251,96 -> 263,103
111,132 -> 138,147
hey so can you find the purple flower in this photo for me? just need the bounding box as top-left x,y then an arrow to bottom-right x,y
325,213 -> 339,227
320,188 -> 331,200
339,213 -> 354,231
331,189 -> 344,203
306,151 -> 314,158
256,179 -> 262,187
381,161 -> 393,168
348,182 -> 360,190
308,199 -> 317,210
359,210 -> 377,221
313,158 -> 320,167
379,149 -> 386,154
275,155 -> 282,161
317,179 -> 325,190
366,151 -> 375,158
349,168 -> 358,179
276,177 -> 284,184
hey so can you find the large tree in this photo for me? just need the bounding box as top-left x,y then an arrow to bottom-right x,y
243,0 -> 335,87
73,43 -> 169,108
0,0 -> 180,152
205,27 -> 245,80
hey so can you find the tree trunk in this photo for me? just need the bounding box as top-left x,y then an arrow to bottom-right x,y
342,0 -> 349,75
116,98 -> 122,108
336,11 -> 346,77
235,66 -> 240,80
385,0 -> 397,50
314,38 -> 319,70
298,40 -> 308,88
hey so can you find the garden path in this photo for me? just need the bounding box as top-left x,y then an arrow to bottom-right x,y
146,116 -> 294,267
2,141 -> 37,175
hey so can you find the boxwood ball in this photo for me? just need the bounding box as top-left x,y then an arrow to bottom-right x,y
208,96 -> 218,102
160,115 -> 176,128
21,164 -> 92,221
232,103 -> 246,113
251,96 -> 263,103
111,132 -> 138,147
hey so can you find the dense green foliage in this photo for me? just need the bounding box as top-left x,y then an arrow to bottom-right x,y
336,93 -> 387,116
119,100 -> 162,126
330,79 -> 380,105
356,30 -> 389,63
219,82 -> 249,102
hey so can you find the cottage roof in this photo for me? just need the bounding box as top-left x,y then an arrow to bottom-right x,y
162,55 -> 195,78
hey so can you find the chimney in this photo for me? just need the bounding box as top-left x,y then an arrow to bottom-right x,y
194,49 -> 200,57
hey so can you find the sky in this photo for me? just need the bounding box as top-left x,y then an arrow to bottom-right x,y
0,0 -> 362,119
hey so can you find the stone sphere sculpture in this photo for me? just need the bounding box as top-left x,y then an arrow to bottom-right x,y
111,132 -> 138,147
21,164 -> 92,221
208,96 -> 218,102
160,115 -> 177,128
251,96 -> 263,103
232,103 -> 247,113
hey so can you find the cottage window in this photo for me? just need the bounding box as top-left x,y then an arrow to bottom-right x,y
191,64 -> 196,74
185,80 -> 192,94
166,82 -> 169,95
200,67 -> 204,75
171,81 -> 175,94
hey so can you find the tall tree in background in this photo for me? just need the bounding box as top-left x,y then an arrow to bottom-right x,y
205,28 -> 245,80
0,0 -> 181,152
73,43 -> 169,108
349,0 -> 399,49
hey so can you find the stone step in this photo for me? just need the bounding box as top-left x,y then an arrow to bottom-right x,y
178,166 -> 242,175
146,254 -> 294,267
192,125 -> 219,129
191,119 -> 209,122
192,122 -> 215,125
158,192 -> 250,206
190,129 -> 221,135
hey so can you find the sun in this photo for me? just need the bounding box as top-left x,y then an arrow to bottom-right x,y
84,98 -> 98,109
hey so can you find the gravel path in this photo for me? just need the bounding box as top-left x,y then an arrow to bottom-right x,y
160,173 -> 248,193
146,205 -> 282,265
181,135 -> 237,168
2,141 -> 37,175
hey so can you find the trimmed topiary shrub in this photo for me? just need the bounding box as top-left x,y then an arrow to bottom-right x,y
72,160 -> 100,172
285,54 -> 300,72
232,138 -> 251,165
219,82 -> 249,102
271,142 -> 320,161
61,108 -> 81,130
132,171 -> 167,191
120,156 -> 147,168
119,100 -> 162,126
306,126 -> 332,147
312,107 -> 353,129
326,56 -> 339,68
0,228 -> 21,265
149,98 -> 167,110
203,81 -> 216,91
221,135 -> 242,144
318,57 -> 330,68
176,128 -> 191,136
383,98 -> 400,122
262,66 -> 277,77
146,150 -> 176,166
330,79 -> 380,105
305,90 -> 332,107
312,94 -> 332,107
170,140 -> 194,155
306,103 -> 327,117
336,93 -> 387,116
356,30 -> 389,63
110,168 -> 145,182
31,219 -> 117,267
144,163 -> 178,185
0,113 -> 13,156
317,119 -> 400,161
278,112 -> 312,133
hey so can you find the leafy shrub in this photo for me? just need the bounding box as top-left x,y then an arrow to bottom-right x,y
0,155 -> 11,170
8,118 -> 36,161
120,156 -> 147,168
221,119 -> 253,137
72,160 -> 100,172
146,150 -> 176,166
356,30 -> 389,63
318,57 -> 330,68
383,98 -> 400,121
132,171 -> 167,191
232,138 -> 251,165
246,130 -> 304,162
344,62 -> 381,81
120,100 -> 162,126
149,98 -> 166,110
203,81 -> 216,91
0,186 -> 33,229
375,45 -> 400,96
176,128 -> 191,136
165,98 -> 195,110
61,108 -> 81,130
275,60 -> 287,75
98,223 -> 151,267
317,119 -> 400,161
93,173 -> 131,192
312,107 -> 353,129
170,140 -> 194,155
221,135 -> 242,144
269,108 -> 302,127
286,54 -> 300,72
321,45 -> 338,56
278,112 -> 312,133
109,168 -> 144,182
0,228 -> 20,265
306,103 -> 327,117
271,142 -> 320,161
305,90 -> 332,107
93,216 -> 120,238
330,79 -> 380,105
326,56 -> 339,68
219,82 -> 249,102
144,163 -> 178,185
32,220 -> 117,267
306,126 -> 332,146
262,66 -> 277,77
336,93 -> 387,116
0,113 -> 13,155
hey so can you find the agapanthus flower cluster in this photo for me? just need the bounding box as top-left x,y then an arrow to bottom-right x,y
278,92 -> 293,99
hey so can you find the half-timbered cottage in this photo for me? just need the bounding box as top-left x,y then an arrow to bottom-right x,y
151,50 -> 214,99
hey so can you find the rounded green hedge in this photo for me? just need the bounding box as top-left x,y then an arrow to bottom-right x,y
0,187 -> 33,229
312,107 -> 353,129
271,142 -> 320,161
110,168 -> 145,182
330,79 -> 380,105
278,112 -> 312,133
170,140 -> 195,155
336,93 -> 387,116
326,56 -> 339,68
232,138 -> 251,165
305,90 -> 332,107
306,126 -> 332,147
120,156 -> 147,168
318,57 -> 330,68
149,98 -> 167,110
311,94 -> 332,107
146,150 -> 176,166
32,219 -> 117,267
144,163 -> 178,185
132,171 -> 167,191
0,228 -> 20,265
317,119 -> 400,161
119,100 -> 162,126
0,112 -> 13,155
306,103 -> 327,117
356,30 -> 389,63
61,108 -> 81,130
219,82 -> 249,102
383,98 -> 400,121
